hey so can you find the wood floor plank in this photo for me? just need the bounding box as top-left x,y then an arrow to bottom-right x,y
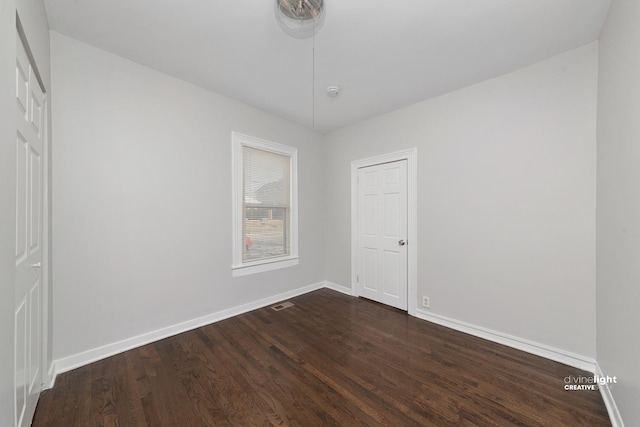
199,320 -> 303,426
211,318 -> 337,426
33,289 -> 611,426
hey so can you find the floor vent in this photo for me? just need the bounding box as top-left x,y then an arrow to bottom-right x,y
271,301 -> 294,311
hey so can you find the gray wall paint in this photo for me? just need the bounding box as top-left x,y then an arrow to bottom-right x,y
50,32 -> 325,361
597,0 -> 640,424
0,0 -> 51,425
324,44 -> 598,358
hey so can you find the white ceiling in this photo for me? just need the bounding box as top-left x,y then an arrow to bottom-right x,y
44,0 -> 611,133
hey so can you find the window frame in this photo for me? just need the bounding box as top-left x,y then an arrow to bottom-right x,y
231,132 -> 298,276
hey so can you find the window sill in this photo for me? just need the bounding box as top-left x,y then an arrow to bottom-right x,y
232,256 -> 299,277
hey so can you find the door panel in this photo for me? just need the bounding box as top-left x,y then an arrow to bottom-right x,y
383,193 -> 399,236
15,34 -> 43,427
29,146 -> 41,252
364,194 -> 377,233
14,299 -> 26,427
357,160 -> 408,310
16,46 -> 28,119
383,250 -> 400,296
363,248 -> 378,292
29,68 -> 43,136
15,134 -> 27,262
28,280 -> 41,393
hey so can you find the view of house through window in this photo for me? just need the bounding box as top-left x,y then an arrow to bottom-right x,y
242,146 -> 291,262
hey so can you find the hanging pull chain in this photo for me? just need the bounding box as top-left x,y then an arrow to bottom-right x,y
312,15 -> 316,129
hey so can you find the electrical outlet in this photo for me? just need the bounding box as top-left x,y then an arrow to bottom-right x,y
422,296 -> 430,308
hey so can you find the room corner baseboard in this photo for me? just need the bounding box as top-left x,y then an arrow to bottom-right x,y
414,309 -> 596,373
318,286 -> 597,374
596,362 -> 625,427
323,281 -> 353,296
42,361 -> 56,390
53,281 -> 326,376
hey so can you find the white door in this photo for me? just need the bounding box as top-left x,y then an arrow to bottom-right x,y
15,34 -> 44,427
357,160 -> 408,310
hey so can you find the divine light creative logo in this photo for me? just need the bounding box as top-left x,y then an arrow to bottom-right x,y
564,374 -> 617,391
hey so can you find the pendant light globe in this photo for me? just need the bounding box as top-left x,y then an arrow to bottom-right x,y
275,0 -> 325,39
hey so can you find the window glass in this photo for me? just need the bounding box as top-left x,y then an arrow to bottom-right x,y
242,146 -> 291,262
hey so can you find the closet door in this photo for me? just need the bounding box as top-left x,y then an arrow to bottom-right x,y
15,33 -> 44,427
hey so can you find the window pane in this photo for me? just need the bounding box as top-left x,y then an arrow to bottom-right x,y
243,207 -> 289,261
242,146 -> 290,262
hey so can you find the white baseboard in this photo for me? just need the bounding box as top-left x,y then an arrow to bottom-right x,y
323,281 -> 353,296
318,285 -> 597,373
53,281 -> 326,377
414,308 -> 596,373
596,362 -> 625,427
43,362 -> 56,390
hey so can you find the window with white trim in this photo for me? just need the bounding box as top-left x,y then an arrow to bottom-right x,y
232,132 -> 298,276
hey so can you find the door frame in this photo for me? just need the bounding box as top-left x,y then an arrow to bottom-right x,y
351,148 -> 417,316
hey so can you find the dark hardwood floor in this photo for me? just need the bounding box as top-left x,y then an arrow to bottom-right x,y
33,289 -> 610,426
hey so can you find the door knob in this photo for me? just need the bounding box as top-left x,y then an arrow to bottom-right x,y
398,240 -> 406,246
30,262 -> 41,268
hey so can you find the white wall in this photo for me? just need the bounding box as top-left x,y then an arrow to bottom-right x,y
0,0 -> 51,425
324,44 -> 598,359
50,32 -> 325,362
596,0 -> 640,424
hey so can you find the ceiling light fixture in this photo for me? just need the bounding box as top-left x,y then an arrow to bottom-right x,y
275,0 -> 325,128
275,0 -> 325,39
